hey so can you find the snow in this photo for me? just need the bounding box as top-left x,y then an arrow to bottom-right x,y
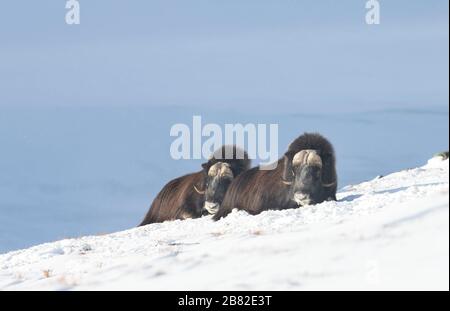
0,157 -> 448,290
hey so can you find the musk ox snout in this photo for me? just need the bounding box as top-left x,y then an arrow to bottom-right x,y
203,201 -> 220,215
293,192 -> 312,206
292,165 -> 323,205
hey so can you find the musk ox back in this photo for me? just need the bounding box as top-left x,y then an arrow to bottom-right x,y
213,133 -> 337,220
139,145 -> 250,225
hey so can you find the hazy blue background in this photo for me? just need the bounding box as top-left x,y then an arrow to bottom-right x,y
0,0 -> 448,110
0,1 -> 448,252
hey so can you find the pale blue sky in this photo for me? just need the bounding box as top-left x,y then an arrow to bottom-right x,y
0,1 -> 448,112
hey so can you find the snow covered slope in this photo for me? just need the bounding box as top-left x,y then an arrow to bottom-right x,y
0,157 -> 448,290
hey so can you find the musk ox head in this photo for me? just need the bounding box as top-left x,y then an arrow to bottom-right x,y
282,149 -> 336,206
203,162 -> 234,214
194,145 -> 250,215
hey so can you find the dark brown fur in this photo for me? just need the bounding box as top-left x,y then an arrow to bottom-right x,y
139,146 -> 250,225
213,133 -> 337,220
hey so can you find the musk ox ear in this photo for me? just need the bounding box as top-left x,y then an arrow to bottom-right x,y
282,154 -> 294,185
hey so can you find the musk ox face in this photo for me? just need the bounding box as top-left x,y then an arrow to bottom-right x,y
203,162 -> 234,215
286,149 -> 331,206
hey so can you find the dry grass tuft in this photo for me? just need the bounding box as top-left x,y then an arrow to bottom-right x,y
210,232 -> 224,237
42,269 -> 51,278
251,229 -> 264,236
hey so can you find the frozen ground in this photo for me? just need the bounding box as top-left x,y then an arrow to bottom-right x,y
0,156 -> 448,290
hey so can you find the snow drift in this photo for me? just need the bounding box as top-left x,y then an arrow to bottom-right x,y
0,156 -> 448,290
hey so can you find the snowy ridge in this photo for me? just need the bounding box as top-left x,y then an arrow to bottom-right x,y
0,158 -> 448,290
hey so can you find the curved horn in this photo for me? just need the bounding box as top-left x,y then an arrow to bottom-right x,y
193,185 -> 205,195
322,181 -> 336,187
282,155 -> 294,183
281,180 -> 292,186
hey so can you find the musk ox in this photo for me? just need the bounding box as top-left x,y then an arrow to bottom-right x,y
213,133 -> 337,220
139,146 -> 250,225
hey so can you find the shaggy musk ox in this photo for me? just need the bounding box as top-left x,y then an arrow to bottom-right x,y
139,146 -> 250,225
213,133 -> 337,220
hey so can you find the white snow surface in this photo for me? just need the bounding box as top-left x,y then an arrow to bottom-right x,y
0,158 -> 448,291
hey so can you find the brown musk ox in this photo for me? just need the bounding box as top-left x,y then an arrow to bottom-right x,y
213,133 -> 337,220
139,145 -> 250,225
